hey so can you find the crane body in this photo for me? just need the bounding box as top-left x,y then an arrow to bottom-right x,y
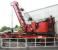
1,1 -> 55,38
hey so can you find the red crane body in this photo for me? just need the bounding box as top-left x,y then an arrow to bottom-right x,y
1,1 -> 55,38
11,1 -> 55,37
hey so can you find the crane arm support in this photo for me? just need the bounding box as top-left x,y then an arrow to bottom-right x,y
11,1 -> 26,28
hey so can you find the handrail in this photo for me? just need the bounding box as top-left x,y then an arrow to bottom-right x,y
0,37 -> 58,48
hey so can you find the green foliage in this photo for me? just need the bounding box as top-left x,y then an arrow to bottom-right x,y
14,25 -> 24,32
15,25 -> 19,28
18,26 -> 24,32
0,25 -> 24,32
0,26 -> 11,32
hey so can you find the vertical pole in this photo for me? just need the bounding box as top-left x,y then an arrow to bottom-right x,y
25,38 -> 27,47
11,7 -> 13,33
1,38 -> 2,48
17,38 -> 18,48
9,38 -> 10,48
35,38 -> 36,47
45,37 -> 46,47
54,37 -> 56,47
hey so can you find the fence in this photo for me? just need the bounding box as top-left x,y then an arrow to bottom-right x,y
0,37 -> 58,48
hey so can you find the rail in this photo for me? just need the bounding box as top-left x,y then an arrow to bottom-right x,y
0,37 -> 58,48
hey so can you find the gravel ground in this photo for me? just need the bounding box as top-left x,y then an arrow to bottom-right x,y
0,47 -> 58,50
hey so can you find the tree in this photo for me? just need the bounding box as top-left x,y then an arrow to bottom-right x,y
14,25 -> 24,32
18,26 -> 24,32
0,26 -> 11,32
15,25 -> 19,28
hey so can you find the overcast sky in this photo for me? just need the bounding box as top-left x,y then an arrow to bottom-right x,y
0,0 -> 58,28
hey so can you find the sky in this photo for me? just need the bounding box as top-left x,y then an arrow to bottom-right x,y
0,0 -> 58,28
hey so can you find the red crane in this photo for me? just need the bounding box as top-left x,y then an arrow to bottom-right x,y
1,1 -> 55,39
11,1 -> 55,38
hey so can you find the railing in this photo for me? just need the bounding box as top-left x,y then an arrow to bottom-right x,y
0,37 -> 58,48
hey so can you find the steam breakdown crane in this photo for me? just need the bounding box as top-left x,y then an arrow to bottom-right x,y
11,1 -> 55,37
11,1 -> 26,32
1,1 -> 55,39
